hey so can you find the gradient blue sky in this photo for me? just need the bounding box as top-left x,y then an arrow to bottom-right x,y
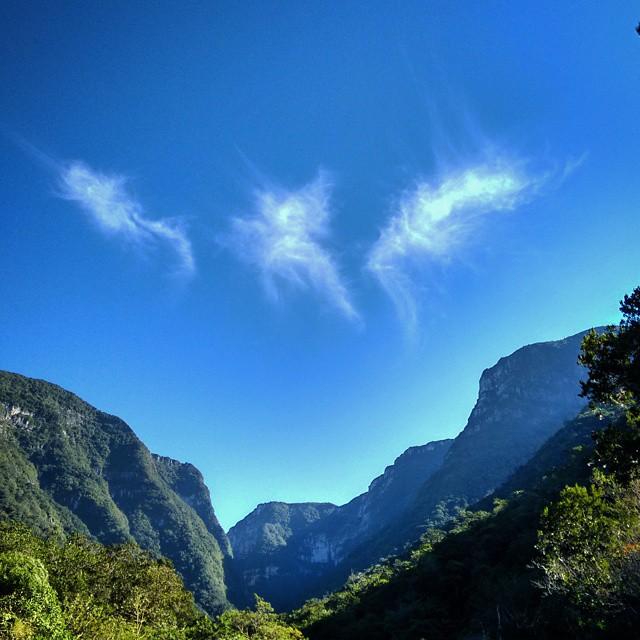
1,1 -> 639,530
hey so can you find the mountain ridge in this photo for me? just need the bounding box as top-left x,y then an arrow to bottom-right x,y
0,370 -> 231,614
0,327 -> 599,614
228,329 -> 591,609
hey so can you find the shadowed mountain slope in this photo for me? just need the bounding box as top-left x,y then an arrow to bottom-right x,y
229,330 -> 591,610
228,438 -> 453,609
298,409 -> 613,640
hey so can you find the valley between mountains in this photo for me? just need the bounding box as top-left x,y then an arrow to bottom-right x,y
0,329 -> 591,614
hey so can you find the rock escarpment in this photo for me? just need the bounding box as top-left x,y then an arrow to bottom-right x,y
228,438 -> 453,609
228,330 -> 591,610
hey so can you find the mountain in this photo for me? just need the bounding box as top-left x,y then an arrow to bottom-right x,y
228,330 -> 590,610
227,502 -> 338,605
0,370 -> 231,614
0,328 -> 595,615
228,438 -> 453,609
152,453 -> 232,558
399,328 -> 590,534
229,502 -> 338,561
295,409 -> 612,640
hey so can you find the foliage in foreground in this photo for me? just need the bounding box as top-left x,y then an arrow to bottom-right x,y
0,522 -> 304,640
212,597 -> 304,640
534,287 -> 640,634
536,470 -> 640,632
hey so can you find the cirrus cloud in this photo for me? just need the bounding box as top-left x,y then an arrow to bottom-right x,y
58,161 -> 195,276
226,173 -> 359,321
367,158 -> 542,333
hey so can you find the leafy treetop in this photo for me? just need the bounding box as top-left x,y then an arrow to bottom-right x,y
579,287 -> 640,424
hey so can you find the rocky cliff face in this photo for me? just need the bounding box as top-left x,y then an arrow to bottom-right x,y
153,453 -> 232,558
227,330 -> 591,610
229,502 -> 337,561
403,329 -> 589,532
0,371 -> 231,614
227,502 -> 338,605
228,438 -> 453,609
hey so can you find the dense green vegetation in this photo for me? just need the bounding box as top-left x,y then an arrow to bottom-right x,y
0,521 -> 304,640
286,411 -> 604,639
0,521 -> 200,639
0,372 -> 231,614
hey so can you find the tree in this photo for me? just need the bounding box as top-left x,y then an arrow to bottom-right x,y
536,471 -> 640,635
213,595 -> 305,639
537,472 -> 634,605
0,551 -> 69,640
578,287 -> 640,481
535,287 -> 640,631
579,287 -> 640,425
0,521 -> 209,640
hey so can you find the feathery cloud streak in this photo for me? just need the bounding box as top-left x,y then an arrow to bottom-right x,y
59,162 -> 195,275
367,160 -> 538,331
227,174 -> 358,321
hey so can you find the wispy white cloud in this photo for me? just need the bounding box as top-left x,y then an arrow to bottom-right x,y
367,158 -> 540,332
226,173 -> 358,321
58,161 -> 194,275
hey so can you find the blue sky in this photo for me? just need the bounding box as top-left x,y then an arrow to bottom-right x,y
1,1 -> 639,530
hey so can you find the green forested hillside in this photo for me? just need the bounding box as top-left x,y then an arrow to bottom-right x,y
0,372 -> 230,614
288,410 -> 605,639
